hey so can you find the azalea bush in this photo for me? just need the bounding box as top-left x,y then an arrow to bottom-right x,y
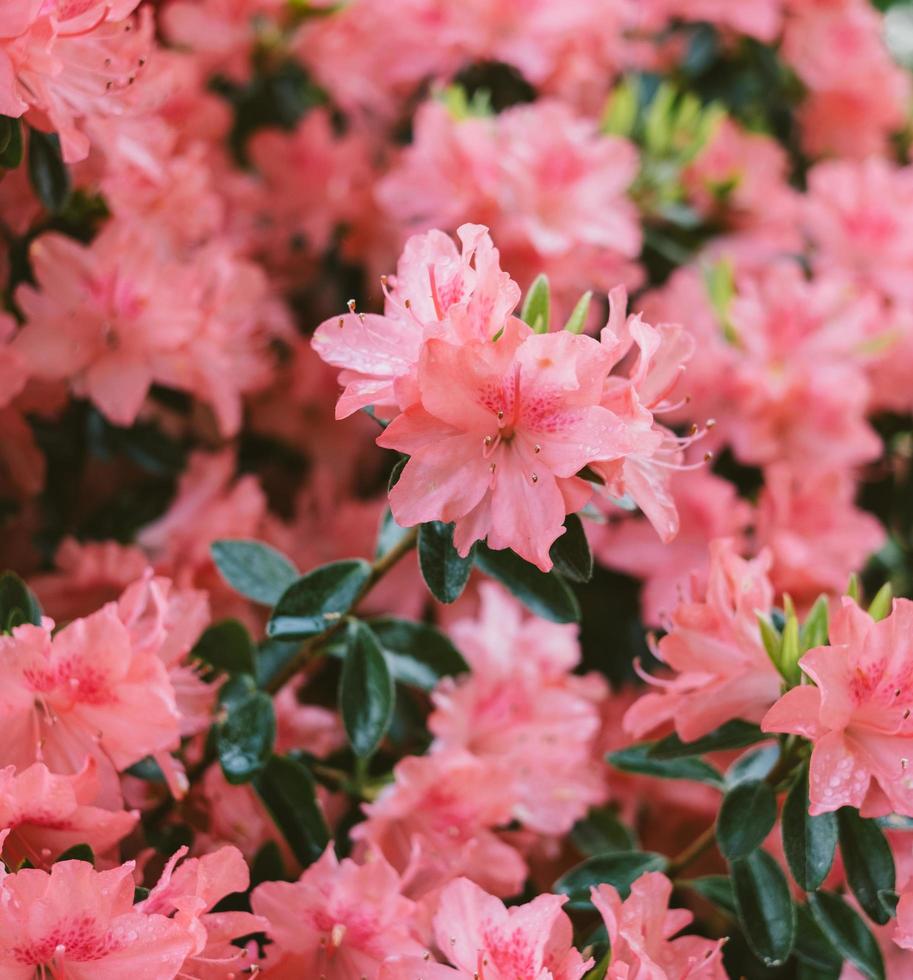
5,0 -> 913,977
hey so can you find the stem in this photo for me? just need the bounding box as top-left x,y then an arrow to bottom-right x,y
265,525 -> 419,694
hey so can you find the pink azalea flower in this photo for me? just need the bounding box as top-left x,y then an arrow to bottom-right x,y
756,464 -> 885,610
378,317 -> 632,570
430,583 -> 607,835
138,844 -> 266,979
624,539 -> 782,743
352,749 -> 527,899
593,467 -> 753,627
591,872 -> 726,979
382,876 -> 591,980
0,859 -> 193,978
0,759 -> 137,869
763,597 -> 913,817
251,844 -> 425,978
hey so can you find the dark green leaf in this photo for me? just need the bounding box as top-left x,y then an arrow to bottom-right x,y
838,807 -> 896,925
253,755 -> 329,867
686,875 -> 736,915
475,544 -> 580,624
549,514 -> 593,583
521,273 -> 550,333
782,764 -> 837,891
0,116 -> 12,156
795,904 -> 843,974
0,118 -> 22,168
251,840 -> 287,886
554,851 -> 668,909
339,621 -> 394,757
418,522 -> 473,603
649,720 -> 767,759
216,686 -> 275,784
731,850 -> 796,967
571,807 -> 638,856
388,456 -> 407,491
56,844 -> 95,865
367,617 -> 468,690
192,619 -> 256,676
808,891 -> 885,980
268,560 -> 371,639
255,637 -> 300,689
717,780 -> 777,861
376,508 -> 409,558
607,744 -> 724,788
124,756 -> 166,783
0,571 -> 42,631
211,539 -> 299,606
28,128 -> 70,211
726,745 -> 778,787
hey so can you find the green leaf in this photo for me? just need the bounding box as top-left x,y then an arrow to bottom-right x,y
801,595 -> 830,651
255,637 -> 299,689
0,117 -> 22,168
268,560 -> 371,639
757,613 -> 782,670
731,850 -> 796,967
253,755 -> 329,867
475,544 -> 580,624
124,756 -> 166,783
216,684 -> 275,784
367,617 -> 468,690
607,744 -> 724,788
418,522 -> 473,603
868,583 -> 893,622
571,808 -> 638,856
339,621 -> 394,758
717,779 -> 777,861
795,904 -> 844,975
375,508 -> 409,558
725,745 -> 778,787
549,514 -> 593,583
838,807 -> 896,925
28,128 -> 70,211
563,290 -> 593,334
0,571 -> 42,632
521,273 -> 550,334
211,539 -> 299,606
192,619 -> 256,676
554,851 -> 668,910
685,875 -> 736,915
56,844 -> 95,865
648,720 -> 767,759
808,891 -> 885,980
782,763 -> 837,891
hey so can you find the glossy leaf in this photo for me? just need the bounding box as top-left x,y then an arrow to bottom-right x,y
28,128 -> 70,211
475,544 -> 580,624
571,807 -> 638,856
254,755 -> 330,867
731,850 -> 796,967
339,621 -> 394,757
795,904 -> 843,975
216,685 -> 275,784
782,763 -> 837,891
56,844 -> 95,865
607,744 -> 724,788
549,514 -> 594,583
268,559 -> 371,639
554,850 -> 667,909
686,876 -> 736,915
717,779 -> 777,861
808,891 -> 885,980
648,720 -> 767,759
192,619 -> 256,676
838,807 -> 896,925
418,521 -> 473,603
211,539 -> 299,606
367,617 -> 468,690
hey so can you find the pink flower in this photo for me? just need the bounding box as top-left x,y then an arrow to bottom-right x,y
624,539 -> 782,742
352,749 -> 527,899
593,468 -> 753,627
0,2 -> 156,162
0,859 -> 193,978
251,845 -> 424,978
14,225 -> 199,426
382,876 -> 591,980
756,464 -> 885,609
378,318 -> 632,570
763,597 -> 913,817
138,845 -> 265,979
430,584 -> 607,835
0,760 -> 137,869
591,872 -> 726,979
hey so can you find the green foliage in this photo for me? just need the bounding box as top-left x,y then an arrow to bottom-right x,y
731,850 -> 796,967
554,851 -> 668,910
211,539 -> 299,606
254,755 -> 330,867
717,780 -> 777,861
474,543 -> 580,623
216,676 -> 276,784
521,274 -> 550,333
0,571 -> 42,632
837,807 -> 897,926
28,128 -> 70,212
607,743 -> 724,788
268,559 -> 371,639
193,619 -> 257,677
549,514 -> 594,584
339,620 -> 395,757
367,617 -> 468,690
808,892 -> 885,980
417,521 -> 473,603
782,764 -> 838,892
